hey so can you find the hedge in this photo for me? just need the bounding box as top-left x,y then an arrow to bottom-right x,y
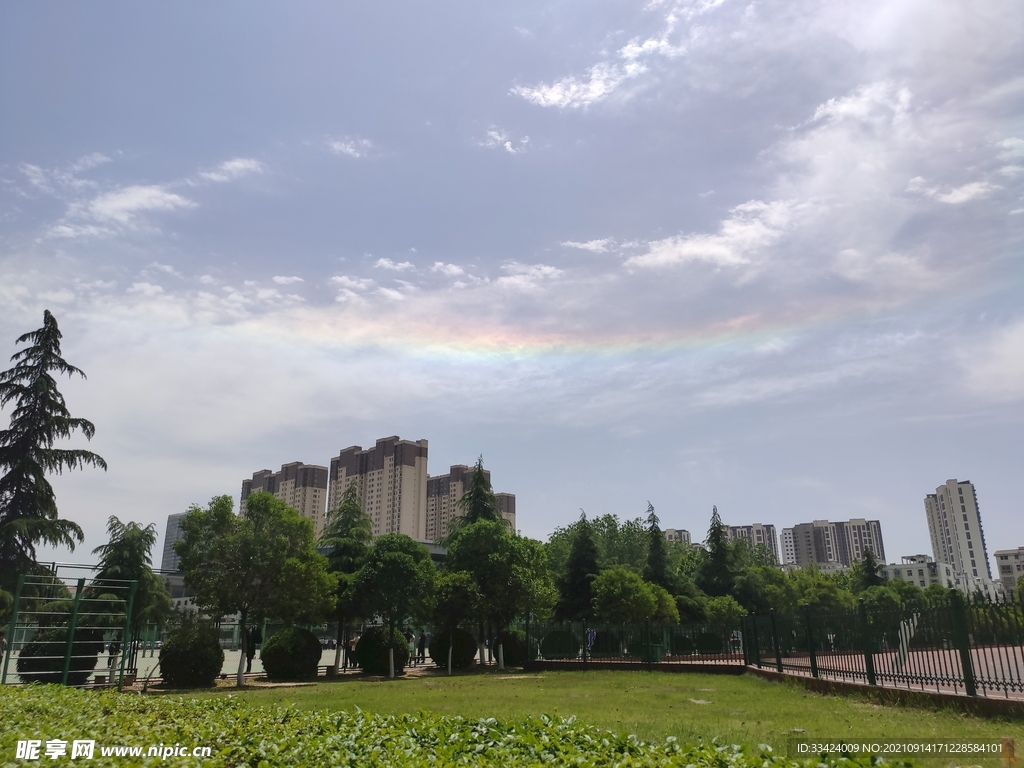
261,627 -> 322,681
0,685 -> 915,768
159,616 -> 224,688
429,628 -> 477,669
356,625 -> 409,675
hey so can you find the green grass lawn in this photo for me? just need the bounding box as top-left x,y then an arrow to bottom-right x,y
195,669 -> 1023,757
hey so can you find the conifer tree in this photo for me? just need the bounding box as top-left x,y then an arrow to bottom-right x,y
555,511 -> 600,621
695,505 -> 735,597
642,501 -> 675,593
0,311 -> 106,592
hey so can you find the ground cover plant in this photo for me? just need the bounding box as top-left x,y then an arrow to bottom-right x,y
1,684 -> 917,768
199,670 -> 1023,759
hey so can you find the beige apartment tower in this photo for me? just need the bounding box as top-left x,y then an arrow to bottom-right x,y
782,518 -> 885,567
241,461 -> 329,537
424,464 -> 516,541
925,479 -> 991,581
726,523 -> 779,562
327,436 -> 429,539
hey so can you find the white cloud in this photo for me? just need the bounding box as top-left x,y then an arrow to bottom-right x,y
330,275 -> 374,290
431,262 -> 464,276
563,238 -> 613,253
481,128 -> 530,154
327,138 -> 374,158
374,258 -> 414,271
495,262 -> 563,291
963,321 -> 1024,401
513,62 -> 640,109
87,185 -> 196,224
625,200 -> 797,269
69,152 -> 112,173
127,282 -> 165,297
935,181 -> 1000,204
198,275 -> 218,285
273,275 -> 304,285
377,287 -> 406,301
998,137 -> 1024,160
200,158 -> 264,182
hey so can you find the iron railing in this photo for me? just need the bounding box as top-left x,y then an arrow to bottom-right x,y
743,591 -> 1024,699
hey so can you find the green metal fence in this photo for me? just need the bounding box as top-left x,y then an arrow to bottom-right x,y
743,591 -> 1024,698
524,619 -> 744,667
2,572 -> 137,690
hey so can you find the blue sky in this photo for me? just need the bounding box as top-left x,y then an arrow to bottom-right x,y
1,1 -> 1022,571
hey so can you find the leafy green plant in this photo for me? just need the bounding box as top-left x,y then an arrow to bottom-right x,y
16,627 -> 104,686
159,615 -> 224,688
356,625 -> 409,675
0,684 -> 919,768
590,629 -> 622,657
539,628 -> 579,660
261,627 -> 322,680
491,628 -> 533,666
429,628 -> 477,669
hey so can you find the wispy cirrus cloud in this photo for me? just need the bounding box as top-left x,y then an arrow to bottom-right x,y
327,137 -> 374,158
480,127 -> 530,154
199,158 -> 264,182
374,257 -> 414,271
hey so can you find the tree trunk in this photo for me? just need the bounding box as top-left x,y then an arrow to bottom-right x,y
477,622 -> 486,669
333,618 -> 344,674
389,647 -> 395,679
447,636 -> 453,676
236,611 -> 248,688
498,643 -> 504,670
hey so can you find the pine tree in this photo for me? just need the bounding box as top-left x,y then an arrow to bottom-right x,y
441,456 -> 506,543
0,311 -> 106,591
642,501 -> 675,593
695,505 -> 735,597
555,511 -> 601,621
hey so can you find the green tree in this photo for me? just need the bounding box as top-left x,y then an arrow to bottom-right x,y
642,502 -> 676,593
704,595 -> 746,626
442,456 -> 506,543
790,565 -> 856,610
357,534 -> 435,677
649,583 -> 680,623
695,506 -> 735,597
446,520 -> 551,664
733,565 -> 796,615
175,493 -> 337,687
0,311 -> 106,594
851,548 -> 885,593
319,480 -> 373,672
90,515 -> 172,669
554,511 -> 600,621
592,566 -> 657,624
432,571 -> 481,674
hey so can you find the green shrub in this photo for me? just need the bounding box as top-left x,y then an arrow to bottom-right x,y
670,633 -> 696,655
590,629 -> 622,657
159,615 -> 224,688
0,684 -> 903,768
491,629 -> 534,666
261,627 -> 322,680
624,633 -> 663,662
429,628 -> 477,669
356,626 -> 409,675
16,627 -> 104,686
539,629 -> 579,660
695,631 -> 723,653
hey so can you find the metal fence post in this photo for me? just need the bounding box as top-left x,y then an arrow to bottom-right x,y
1,574 -> 25,685
741,616 -> 750,666
858,599 -> 876,686
61,578 -> 86,687
752,616 -> 762,668
949,589 -> 977,696
769,609 -> 784,673
117,581 -> 138,691
804,605 -> 818,679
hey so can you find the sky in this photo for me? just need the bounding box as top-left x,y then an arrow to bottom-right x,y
1,1 -> 1022,576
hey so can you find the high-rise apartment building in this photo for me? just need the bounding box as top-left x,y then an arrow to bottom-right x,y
424,464 -> 516,541
781,519 -> 885,567
994,546 -> 1024,594
161,513 -> 185,572
241,461 -> 330,537
726,523 -> 779,562
664,528 -> 691,545
925,479 -> 991,581
327,437 -> 429,539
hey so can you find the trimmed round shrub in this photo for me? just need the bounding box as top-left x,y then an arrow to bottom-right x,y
670,633 -> 696,655
261,627 -> 323,680
356,626 -> 409,675
695,631 -> 724,653
159,617 -> 224,688
589,629 -> 622,657
17,628 -> 104,686
539,629 -> 580,660
491,629 -> 535,667
429,628 -> 477,669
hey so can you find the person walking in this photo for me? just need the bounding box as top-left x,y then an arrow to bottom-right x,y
417,630 -> 427,665
404,628 -> 415,666
245,626 -> 262,674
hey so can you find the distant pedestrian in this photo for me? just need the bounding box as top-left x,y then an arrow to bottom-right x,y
245,626 -> 262,673
107,641 -> 120,668
417,631 -> 426,664
404,628 -> 415,665
0,633 -> 7,661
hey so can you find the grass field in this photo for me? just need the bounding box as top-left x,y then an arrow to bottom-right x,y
196,669 -> 1023,755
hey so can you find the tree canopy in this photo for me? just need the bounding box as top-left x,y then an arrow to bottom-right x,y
0,311 -> 105,593
175,492 -> 336,686
554,511 -> 600,621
